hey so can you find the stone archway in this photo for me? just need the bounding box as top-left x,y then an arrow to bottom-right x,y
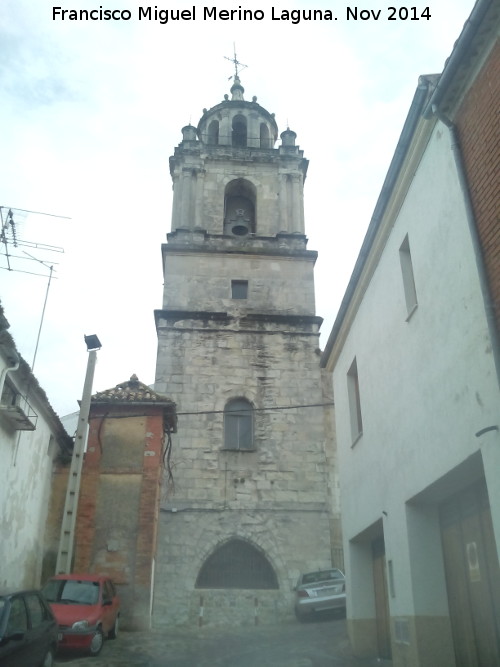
195,537 -> 279,590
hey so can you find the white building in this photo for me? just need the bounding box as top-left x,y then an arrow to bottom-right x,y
321,2 -> 500,665
0,304 -> 72,588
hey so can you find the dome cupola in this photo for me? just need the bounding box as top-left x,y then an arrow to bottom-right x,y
197,76 -> 278,149
168,70 -> 308,239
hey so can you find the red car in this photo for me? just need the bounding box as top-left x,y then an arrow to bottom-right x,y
41,574 -> 120,656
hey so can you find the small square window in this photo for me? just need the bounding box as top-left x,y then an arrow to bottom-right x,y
231,280 -> 248,299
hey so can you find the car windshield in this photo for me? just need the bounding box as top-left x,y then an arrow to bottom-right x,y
302,570 -> 343,585
43,579 -> 99,605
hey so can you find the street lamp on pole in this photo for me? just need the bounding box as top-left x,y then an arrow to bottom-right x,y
55,335 -> 102,574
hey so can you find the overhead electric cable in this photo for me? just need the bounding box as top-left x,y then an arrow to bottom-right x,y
176,402 -> 334,417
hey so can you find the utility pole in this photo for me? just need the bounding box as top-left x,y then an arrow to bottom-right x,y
56,335 -> 101,574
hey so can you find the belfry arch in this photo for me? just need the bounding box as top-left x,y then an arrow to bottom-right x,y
207,119 -> 219,145
260,122 -> 271,148
232,114 -> 247,147
223,178 -> 256,236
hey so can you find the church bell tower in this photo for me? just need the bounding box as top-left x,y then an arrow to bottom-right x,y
153,72 -> 339,627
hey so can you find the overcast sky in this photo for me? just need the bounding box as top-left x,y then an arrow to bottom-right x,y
1,0 -> 475,419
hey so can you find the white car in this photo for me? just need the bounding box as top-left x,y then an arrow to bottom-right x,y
294,569 -> 346,621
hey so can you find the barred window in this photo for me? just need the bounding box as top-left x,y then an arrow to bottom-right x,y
231,280 -> 248,299
224,398 -> 254,450
195,539 -> 278,589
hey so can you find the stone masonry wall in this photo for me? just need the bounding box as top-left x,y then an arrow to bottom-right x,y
162,250 -> 317,317
154,508 -> 332,628
153,319 -> 335,627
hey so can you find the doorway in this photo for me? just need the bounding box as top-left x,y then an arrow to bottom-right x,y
440,481 -> 500,666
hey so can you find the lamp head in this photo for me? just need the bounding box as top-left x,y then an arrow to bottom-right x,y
84,334 -> 102,351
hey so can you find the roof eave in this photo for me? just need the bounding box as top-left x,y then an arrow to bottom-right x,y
320,77 -> 434,369
423,0 -> 496,119
90,399 -> 178,433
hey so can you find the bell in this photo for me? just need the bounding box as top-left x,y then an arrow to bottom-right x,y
231,222 -> 249,236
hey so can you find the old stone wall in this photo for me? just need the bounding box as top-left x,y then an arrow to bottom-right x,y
154,508 -> 332,628
154,319 -> 335,627
198,158 -> 300,237
155,324 -> 328,505
162,246 -> 317,317
157,82 -> 339,629
170,144 -> 306,237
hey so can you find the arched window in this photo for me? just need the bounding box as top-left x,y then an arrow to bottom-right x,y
195,539 -> 279,589
224,179 -> 256,236
224,398 -> 253,450
207,120 -> 219,145
260,123 -> 270,148
232,114 -> 247,147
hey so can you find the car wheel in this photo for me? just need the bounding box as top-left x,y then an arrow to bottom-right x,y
41,648 -> 54,667
89,627 -> 104,656
109,615 -> 119,639
294,608 -> 306,622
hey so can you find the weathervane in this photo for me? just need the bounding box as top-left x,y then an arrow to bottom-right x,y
224,43 -> 247,81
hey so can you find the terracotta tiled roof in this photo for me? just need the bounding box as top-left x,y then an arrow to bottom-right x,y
0,301 -> 73,455
91,375 -> 177,431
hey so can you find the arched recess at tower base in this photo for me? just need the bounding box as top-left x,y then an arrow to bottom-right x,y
195,538 -> 279,590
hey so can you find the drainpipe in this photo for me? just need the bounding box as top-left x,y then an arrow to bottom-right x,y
431,106 -> 500,387
0,353 -> 20,399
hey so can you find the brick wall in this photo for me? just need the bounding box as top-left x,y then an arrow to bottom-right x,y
74,405 -> 165,630
42,465 -> 70,583
456,40 -> 500,335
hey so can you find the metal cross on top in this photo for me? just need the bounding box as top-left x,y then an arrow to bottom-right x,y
224,44 -> 248,80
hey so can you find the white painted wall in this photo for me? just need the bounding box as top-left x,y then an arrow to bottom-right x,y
331,120 -> 500,618
0,351 -> 65,589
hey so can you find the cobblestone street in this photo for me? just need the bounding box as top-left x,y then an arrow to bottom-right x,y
55,614 -> 391,667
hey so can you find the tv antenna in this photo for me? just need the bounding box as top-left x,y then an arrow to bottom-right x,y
224,44 -> 248,81
1,206 -> 70,377
0,206 -> 69,277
